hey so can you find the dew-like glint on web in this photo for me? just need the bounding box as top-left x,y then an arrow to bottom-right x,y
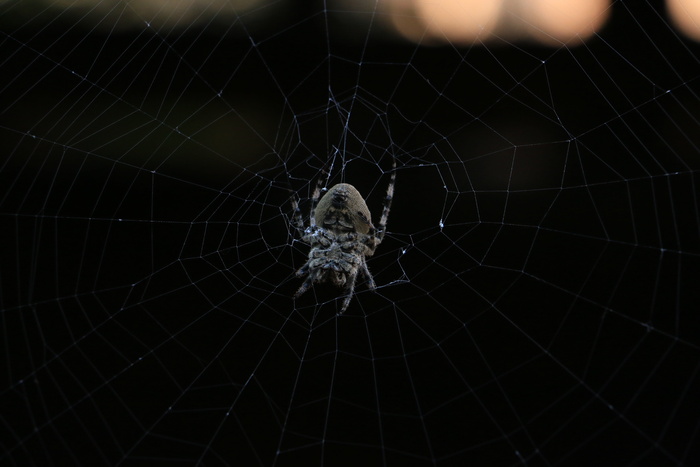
1,1 -> 699,465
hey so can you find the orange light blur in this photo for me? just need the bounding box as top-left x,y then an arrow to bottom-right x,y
386,0 -> 612,46
667,0 -> 700,41
520,0 -> 611,45
414,0 -> 503,44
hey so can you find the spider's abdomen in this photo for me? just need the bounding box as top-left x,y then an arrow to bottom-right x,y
315,183 -> 373,234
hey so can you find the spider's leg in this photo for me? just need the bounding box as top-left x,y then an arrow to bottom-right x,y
295,263 -> 310,277
375,155 -> 396,242
308,169 -> 327,228
338,271 -> 358,314
289,190 -> 306,236
294,275 -> 314,298
360,261 -> 376,290
288,154 -> 332,234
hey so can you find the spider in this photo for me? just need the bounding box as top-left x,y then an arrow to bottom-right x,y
290,158 -> 396,314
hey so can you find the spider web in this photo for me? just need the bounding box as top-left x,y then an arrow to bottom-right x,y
2,1 -> 699,465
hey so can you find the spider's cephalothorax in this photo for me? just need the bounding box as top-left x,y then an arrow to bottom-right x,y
290,161 -> 395,314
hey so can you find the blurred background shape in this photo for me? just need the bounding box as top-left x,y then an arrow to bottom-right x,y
9,0 -> 700,44
385,0 -> 611,45
667,0 -> 700,41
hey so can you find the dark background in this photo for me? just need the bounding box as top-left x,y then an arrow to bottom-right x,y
1,1 -> 699,465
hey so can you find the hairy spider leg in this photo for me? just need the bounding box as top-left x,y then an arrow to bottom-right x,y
307,156 -> 334,227
289,193 -> 306,236
308,172 -> 325,228
359,261 -> 376,290
375,155 -> 396,242
339,270 -> 359,314
289,158 -> 333,234
294,266 -> 313,298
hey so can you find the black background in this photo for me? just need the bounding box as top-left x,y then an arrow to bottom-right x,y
2,1 -> 699,466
